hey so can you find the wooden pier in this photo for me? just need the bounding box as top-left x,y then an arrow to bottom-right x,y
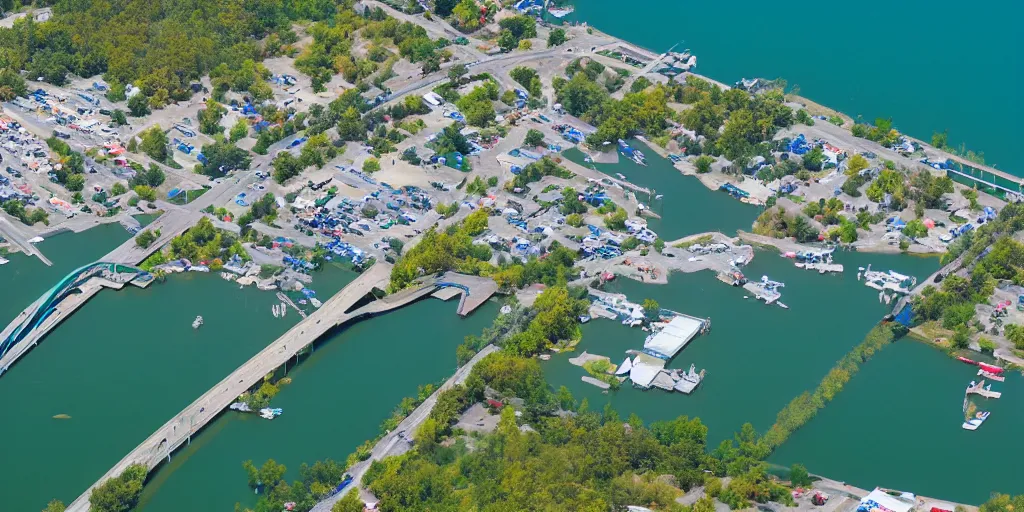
796,262 -> 844,274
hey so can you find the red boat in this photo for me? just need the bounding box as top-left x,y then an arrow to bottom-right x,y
979,363 -> 1004,374
957,356 -> 977,365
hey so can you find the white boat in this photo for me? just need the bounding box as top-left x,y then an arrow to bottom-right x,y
310,298 -> 322,308
962,411 -> 990,430
259,407 -> 283,420
616,173 -> 627,180
272,304 -> 280,318
27,236 -> 43,244
776,302 -> 789,309
673,364 -> 704,394
0,257 -> 8,265
280,302 -> 287,317
192,315 -> 203,329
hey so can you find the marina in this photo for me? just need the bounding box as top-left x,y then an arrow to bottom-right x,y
858,265 -> 917,294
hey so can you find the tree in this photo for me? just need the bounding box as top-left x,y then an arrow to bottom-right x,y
44,499 -> 67,512
802,146 -> 825,171
547,28 -> 567,47
336,106 -> 367,141
642,299 -> 660,322
931,130 -> 949,149
139,126 -> 169,162
434,0 -> 458,17
89,463 -> 146,512
229,119 -> 248,142
1004,324 -> 1024,350
497,29 -> 518,53
448,64 -> 468,83
198,139 -> 251,177
0,68 -> 27,100
363,157 -> 381,174
135,229 -> 157,248
789,464 -> 812,487
903,219 -> 928,239
556,73 -> 608,117
134,185 -> 157,202
198,99 -> 227,136
845,154 -> 869,176
111,182 -> 128,196
604,208 -> 627,230
524,129 -> 544,147
110,109 -> 128,126
951,325 -> 970,349
65,173 -> 85,192
694,155 -> 714,174
272,152 -> 303,184
127,93 -> 150,117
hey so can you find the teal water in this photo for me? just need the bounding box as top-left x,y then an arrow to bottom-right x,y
136,299 -> 497,511
0,233 -> 355,510
771,341 -> 1024,504
543,250 -> 939,448
562,146 -> 759,239
568,0 -> 1023,172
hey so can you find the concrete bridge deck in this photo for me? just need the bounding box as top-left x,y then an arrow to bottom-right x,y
65,264 -> 465,511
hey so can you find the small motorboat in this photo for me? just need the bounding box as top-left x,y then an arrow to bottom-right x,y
0,257 -> 8,265
957,356 -> 977,365
310,298 -> 322,308
978,362 -> 1004,374
192,316 -> 204,329
962,411 -> 990,430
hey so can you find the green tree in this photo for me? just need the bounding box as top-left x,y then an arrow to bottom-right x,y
498,29 -> 518,53
931,130 -> 949,149
363,157 -> 381,174
1004,324 -> 1024,350
127,94 -> 150,117
642,298 -> 660,321
65,173 -> 85,192
139,126 -> 169,162
110,109 -> 128,126
198,99 -> 227,136
111,182 -> 128,196
694,155 -> 714,174
547,28 -> 567,47
134,185 -> 157,202
789,464 -> 812,487
524,129 -> 544,147
272,152 -> 303,184
229,119 -> 248,142
802,146 -> 825,171
44,499 -> 67,512
135,229 -> 157,248
951,325 -> 970,349
434,0 -> 458,16
903,218 -> 928,239
89,464 -> 146,512
447,63 -> 468,82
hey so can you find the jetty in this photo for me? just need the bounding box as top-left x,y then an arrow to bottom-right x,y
276,292 -> 307,319
65,264 -> 496,512
581,376 -> 611,389
966,380 -> 1001,399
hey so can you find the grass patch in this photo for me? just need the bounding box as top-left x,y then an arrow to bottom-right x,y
674,234 -> 713,249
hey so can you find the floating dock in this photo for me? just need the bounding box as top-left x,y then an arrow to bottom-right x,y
581,376 -> 611,389
277,292 -> 308,319
978,369 -> 1005,382
795,262 -> 844,274
967,380 -> 1001,399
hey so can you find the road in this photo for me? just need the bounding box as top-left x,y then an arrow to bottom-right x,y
310,344 -> 499,512
0,214 -> 51,265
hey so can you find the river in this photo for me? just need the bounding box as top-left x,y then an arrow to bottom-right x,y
565,0 -> 1023,173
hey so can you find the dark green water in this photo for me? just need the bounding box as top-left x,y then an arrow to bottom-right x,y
771,341 -> 1024,504
562,146 -> 759,239
568,0 -> 1023,173
543,250 -> 938,448
0,232 -> 355,511
135,300 -> 497,511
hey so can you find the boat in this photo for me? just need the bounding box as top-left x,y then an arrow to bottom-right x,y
978,369 -> 1006,382
0,257 -> 8,265
957,356 -> 977,365
272,304 -> 280,318
27,236 -> 43,244
962,411 -> 990,430
220,272 -> 236,281
280,302 -> 287,317
632,150 -> 647,166
672,364 -> 704,394
978,362 -> 1004,374
616,172 -> 627,180
259,407 -> 283,420
310,298 -> 322,308
192,315 -> 203,329
579,315 -> 591,323
777,302 -> 789,309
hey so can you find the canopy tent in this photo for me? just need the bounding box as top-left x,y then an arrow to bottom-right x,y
643,316 -> 703,358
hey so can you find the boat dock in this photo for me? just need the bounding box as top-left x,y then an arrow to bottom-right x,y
967,380 -> 1001,399
276,292 -> 307,319
743,282 -> 780,304
581,376 -> 611,389
796,262 -> 844,274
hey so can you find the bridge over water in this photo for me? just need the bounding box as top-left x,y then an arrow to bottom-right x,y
0,210 -> 201,376
65,264 -> 496,511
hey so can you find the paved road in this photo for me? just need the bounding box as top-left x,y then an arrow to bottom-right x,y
310,344 -> 499,512
0,215 -> 51,265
